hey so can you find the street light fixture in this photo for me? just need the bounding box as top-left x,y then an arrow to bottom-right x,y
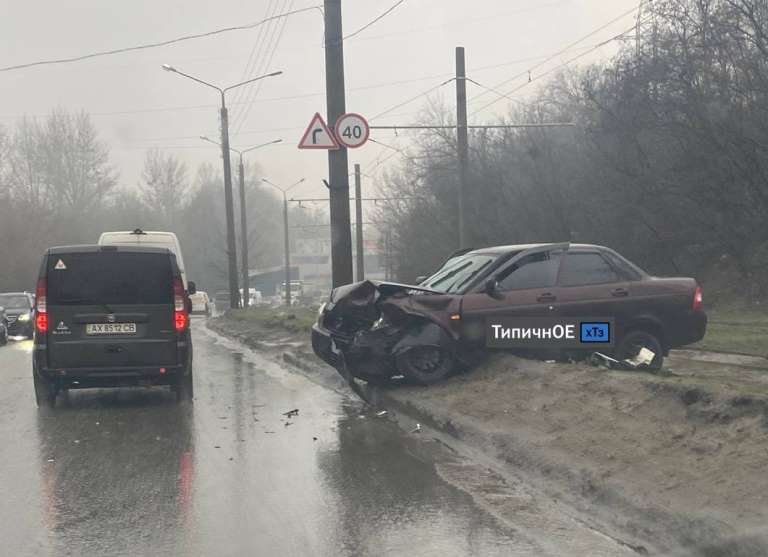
200,136 -> 282,308
261,178 -> 306,306
162,64 -> 283,310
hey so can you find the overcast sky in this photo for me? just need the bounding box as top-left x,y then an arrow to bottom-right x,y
1,0 -> 639,203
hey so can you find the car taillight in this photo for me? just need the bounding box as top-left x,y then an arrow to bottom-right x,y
174,277 -> 188,332
692,286 -> 703,311
35,278 -> 47,333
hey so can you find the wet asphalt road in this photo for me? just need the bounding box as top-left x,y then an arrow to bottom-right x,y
0,320 -> 629,557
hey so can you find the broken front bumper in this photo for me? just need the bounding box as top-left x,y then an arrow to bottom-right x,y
311,323 -> 343,368
312,320 -> 400,381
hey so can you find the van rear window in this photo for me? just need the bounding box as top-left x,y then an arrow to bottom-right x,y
47,252 -> 173,305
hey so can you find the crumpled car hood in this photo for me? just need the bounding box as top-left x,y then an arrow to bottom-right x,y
327,280 -> 459,334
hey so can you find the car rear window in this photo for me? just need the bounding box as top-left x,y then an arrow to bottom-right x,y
559,252 -> 619,286
47,252 -> 173,305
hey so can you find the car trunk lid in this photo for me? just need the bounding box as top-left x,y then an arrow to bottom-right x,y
45,251 -> 178,369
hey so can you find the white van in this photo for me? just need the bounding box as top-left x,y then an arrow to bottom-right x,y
98,229 -> 189,289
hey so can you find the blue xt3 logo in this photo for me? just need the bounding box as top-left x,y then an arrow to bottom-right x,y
580,322 -> 610,343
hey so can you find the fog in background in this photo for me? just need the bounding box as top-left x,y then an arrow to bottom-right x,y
4,0 -> 765,303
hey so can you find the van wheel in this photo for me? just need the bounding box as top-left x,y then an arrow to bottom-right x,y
615,330 -> 664,371
175,367 -> 194,402
33,371 -> 56,408
396,346 -> 455,385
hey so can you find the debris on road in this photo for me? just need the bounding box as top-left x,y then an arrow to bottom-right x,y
623,347 -> 656,369
411,423 -> 422,434
588,352 -> 621,368
376,410 -> 388,418
588,349 -> 659,371
283,408 -> 299,418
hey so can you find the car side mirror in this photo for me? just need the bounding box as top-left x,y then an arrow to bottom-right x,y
484,279 -> 502,298
415,275 -> 427,284
188,281 -> 197,295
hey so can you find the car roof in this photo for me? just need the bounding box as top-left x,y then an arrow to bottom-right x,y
46,244 -> 173,255
468,243 -> 606,255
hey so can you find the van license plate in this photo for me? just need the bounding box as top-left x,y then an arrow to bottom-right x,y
86,323 -> 137,335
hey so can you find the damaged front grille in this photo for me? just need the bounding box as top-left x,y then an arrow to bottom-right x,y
323,313 -> 376,338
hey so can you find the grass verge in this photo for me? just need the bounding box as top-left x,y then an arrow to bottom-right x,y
226,306 -> 317,334
691,307 -> 768,357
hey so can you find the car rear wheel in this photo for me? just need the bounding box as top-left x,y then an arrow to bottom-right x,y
615,330 -> 664,371
396,345 -> 455,385
174,367 -> 194,402
33,371 -> 56,408
0,328 -> 7,346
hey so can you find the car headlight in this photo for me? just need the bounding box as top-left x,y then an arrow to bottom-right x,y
17,313 -> 31,322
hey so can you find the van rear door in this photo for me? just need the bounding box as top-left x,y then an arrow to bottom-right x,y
46,250 -> 178,370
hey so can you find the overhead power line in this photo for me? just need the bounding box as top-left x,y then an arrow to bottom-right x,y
370,78 -> 455,122
343,0 -> 408,41
469,3 -> 642,105
232,0 -> 294,132
229,0 -> 282,119
0,5 -> 321,73
471,15 -> 653,116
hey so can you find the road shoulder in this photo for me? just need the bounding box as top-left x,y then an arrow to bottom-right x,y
207,313 -> 768,556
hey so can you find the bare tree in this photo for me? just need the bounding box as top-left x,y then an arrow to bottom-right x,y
140,148 -> 189,225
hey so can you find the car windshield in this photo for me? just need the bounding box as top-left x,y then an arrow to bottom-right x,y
419,253 -> 500,294
0,295 -> 29,309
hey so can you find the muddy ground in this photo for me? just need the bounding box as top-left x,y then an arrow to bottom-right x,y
209,315 -> 768,556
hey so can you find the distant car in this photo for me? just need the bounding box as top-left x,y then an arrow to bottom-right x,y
239,288 -> 263,307
313,243 -> 707,384
0,292 -> 35,339
32,244 -> 195,408
190,291 -> 212,315
98,229 -> 191,291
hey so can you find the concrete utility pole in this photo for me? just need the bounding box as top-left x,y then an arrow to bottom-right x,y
262,178 -> 305,306
237,158 -> 248,307
161,64 -> 282,309
282,196 -> 290,305
455,46 -> 469,250
200,137 -> 282,309
354,164 -> 364,281
324,0 -> 354,287
219,106 -> 240,309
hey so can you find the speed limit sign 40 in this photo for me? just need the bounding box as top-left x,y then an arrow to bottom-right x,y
335,113 -> 370,149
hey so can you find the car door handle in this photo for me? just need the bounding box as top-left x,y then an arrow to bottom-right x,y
611,288 -> 629,297
536,293 -> 557,303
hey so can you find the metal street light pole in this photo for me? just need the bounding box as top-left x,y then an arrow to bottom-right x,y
163,64 -> 282,309
201,137 -> 282,308
261,178 -> 305,306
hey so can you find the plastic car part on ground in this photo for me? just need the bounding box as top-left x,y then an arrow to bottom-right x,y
588,349 -> 658,370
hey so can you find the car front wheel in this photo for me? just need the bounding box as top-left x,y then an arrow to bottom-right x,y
396,345 -> 455,385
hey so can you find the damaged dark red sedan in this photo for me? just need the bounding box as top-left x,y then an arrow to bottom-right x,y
311,243 -> 707,385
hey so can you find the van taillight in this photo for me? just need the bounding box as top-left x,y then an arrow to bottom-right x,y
692,286 -> 703,311
173,277 -> 188,332
35,278 -> 48,333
